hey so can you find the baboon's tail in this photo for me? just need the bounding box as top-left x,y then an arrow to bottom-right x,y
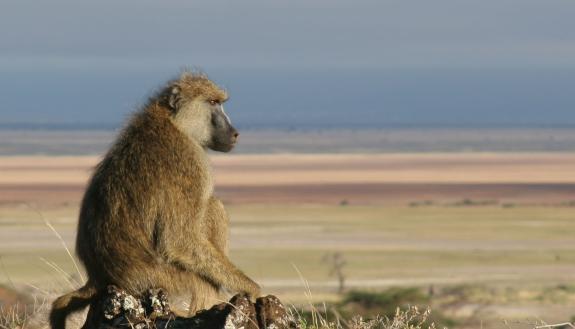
50,283 -> 97,329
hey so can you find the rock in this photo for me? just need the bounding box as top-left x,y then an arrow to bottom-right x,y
255,296 -> 299,329
85,286 -> 299,329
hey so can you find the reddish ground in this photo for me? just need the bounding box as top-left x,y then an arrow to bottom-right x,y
1,153 -> 574,206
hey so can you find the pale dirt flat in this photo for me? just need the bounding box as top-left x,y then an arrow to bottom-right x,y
1,153 -> 574,206
2,153 -> 575,184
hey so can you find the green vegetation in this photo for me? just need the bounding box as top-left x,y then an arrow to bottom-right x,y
340,289 -> 429,317
297,288 -> 454,329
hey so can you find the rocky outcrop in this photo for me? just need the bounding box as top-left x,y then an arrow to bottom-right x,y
85,286 -> 299,329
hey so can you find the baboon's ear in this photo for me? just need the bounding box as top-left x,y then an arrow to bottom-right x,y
168,86 -> 181,109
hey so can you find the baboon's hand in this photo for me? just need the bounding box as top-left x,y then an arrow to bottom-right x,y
244,281 -> 261,301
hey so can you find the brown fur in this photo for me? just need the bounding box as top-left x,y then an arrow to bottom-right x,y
50,72 -> 259,329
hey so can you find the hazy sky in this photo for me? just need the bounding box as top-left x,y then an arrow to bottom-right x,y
1,0 -> 574,127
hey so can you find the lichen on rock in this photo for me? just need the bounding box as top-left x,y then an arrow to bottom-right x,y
90,286 -> 298,329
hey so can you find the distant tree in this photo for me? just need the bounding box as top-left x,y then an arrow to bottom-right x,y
322,252 -> 347,294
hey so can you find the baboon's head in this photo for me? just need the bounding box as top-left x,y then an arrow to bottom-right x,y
164,72 -> 238,152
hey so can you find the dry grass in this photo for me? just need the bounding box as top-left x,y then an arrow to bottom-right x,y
293,305 -> 440,329
0,306 -> 27,329
0,298 -> 51,329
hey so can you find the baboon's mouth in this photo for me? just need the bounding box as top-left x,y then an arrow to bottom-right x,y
226,141 -> 237,150
210,140 -> 236,152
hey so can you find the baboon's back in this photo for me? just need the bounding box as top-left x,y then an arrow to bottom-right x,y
75,107 -> 207,293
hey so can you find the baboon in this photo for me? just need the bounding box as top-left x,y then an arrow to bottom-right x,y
50,72 -> 260,329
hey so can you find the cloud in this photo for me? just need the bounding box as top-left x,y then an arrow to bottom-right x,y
1,0 -> 574,69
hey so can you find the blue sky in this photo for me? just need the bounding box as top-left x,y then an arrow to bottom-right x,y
1,0 -> 574,127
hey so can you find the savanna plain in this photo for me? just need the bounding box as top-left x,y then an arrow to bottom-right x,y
0,129 -> 574,329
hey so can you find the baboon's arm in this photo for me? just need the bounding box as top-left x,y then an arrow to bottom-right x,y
206,197 -> 229,254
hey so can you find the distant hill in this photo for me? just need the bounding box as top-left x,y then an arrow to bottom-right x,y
0,127 -> 574,155
1,68 -> 575,129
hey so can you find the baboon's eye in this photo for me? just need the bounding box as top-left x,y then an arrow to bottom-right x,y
208,100 -> 219,106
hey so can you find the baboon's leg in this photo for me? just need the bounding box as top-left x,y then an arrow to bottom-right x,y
158,236 -> 260,298
151,265 -> 220,315
178,241 -> 259,296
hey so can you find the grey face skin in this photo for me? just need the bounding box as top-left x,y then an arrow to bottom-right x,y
207,100 -> 239,152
